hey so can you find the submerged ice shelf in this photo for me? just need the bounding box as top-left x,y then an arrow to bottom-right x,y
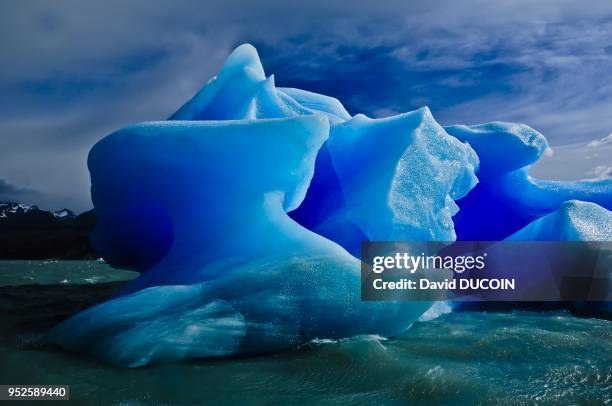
49,44 -> 612,367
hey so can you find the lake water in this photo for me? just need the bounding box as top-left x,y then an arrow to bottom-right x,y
0,261 -> 610,404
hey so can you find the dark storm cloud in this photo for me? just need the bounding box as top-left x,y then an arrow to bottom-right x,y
0,179 -> 40,203
0,0 -> 611,211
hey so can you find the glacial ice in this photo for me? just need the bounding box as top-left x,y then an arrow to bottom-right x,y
445,123 -> 612,241
290,109 -> 479,257
50,114 -> 432,367
172,44 -> 479,256
49,44 -> 612,366
507,200 -> 612,241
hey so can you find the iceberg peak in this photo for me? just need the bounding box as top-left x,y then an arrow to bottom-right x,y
220,43 -> 266,80
169,43 -> 266,120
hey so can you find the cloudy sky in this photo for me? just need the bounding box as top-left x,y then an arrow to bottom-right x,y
1,0 -> 611,212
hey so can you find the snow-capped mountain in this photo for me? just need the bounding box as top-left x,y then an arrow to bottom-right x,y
0,202 -> 76,223
0,202 -> 37,218
0,202 -> 97,259
53,208 -> 76,219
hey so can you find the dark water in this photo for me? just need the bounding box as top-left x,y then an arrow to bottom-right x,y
0,261 -> 610,405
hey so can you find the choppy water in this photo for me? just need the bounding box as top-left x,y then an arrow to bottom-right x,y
0,260 -> 137,286
0,261 -> 610,404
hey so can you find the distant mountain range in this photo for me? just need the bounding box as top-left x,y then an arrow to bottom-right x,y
0,202 -> 97,259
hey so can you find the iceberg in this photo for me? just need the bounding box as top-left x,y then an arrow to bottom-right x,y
51,115 -> 434,367
49,44 -> 612,366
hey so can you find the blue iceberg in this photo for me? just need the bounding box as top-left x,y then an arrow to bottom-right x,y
49,44 -> 612,366
52,115 -> 434,367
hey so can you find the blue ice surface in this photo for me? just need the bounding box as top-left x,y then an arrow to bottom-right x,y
49,44 -> 612,366
291,109 -> 478,257
507,200 -> 612,241
49,114 -> 431,367
172,43 -> 480,256
445,123 -> 612,241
